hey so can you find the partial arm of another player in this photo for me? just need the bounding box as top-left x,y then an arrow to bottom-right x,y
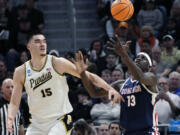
71,51 -> 124,105
80,71 -> 108,98
108,36 -> 157,87
8,66 -> 24,133
53,53 -> 120,93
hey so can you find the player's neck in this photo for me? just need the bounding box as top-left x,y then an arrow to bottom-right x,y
30,55 -> 47,70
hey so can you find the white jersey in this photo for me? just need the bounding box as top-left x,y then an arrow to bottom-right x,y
24,55 -> 73,122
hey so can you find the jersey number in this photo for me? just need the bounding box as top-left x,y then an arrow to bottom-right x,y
41,88 -> 52,98
127,95 -> 136,107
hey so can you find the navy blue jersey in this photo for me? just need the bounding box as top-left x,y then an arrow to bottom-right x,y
120,77 -> 158,132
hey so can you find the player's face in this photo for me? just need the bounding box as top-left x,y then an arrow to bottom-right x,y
2,79 -> 13,102
134,55 -> 149,72
28,34 -> 47,57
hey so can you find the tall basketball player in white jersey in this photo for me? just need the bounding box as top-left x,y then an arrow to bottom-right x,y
7,32 -> 124,135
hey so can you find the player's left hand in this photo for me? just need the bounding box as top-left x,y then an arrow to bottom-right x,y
7,117 -> 14,133
72,51 -> 88,75
108,88 -> 125,106
107,35 -> 131,55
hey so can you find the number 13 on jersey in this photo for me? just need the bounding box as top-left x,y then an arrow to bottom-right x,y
127,95 -> 136,107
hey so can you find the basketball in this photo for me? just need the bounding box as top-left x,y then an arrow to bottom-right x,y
111,0 -> 134,21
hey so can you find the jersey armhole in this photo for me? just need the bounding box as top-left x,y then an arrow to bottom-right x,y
51,56 -> 64,76
23,63 -> 26,86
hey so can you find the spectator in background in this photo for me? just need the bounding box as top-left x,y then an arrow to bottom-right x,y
152,46 -> 171,77
71,87 -> 92,122
0,78 -> 24,135
17,17 -> 32,51
97,0 -> 111,21
164,17 -> 177,40
114,21 -> 136,56
137,0 -> 163,35
170,0 -> 180,40
169,71 -> 180,96
88,40 -> 106,75
72,119 -> 97,135
9,5 -> 29,50
90,95 -> 120,125
0,59 -> 8,87
0,0 -> 11,55
161,34 -> 180,67
24,0 -> 44,31
101,69 -> 112,84
109,122 -> 121,135
15,50 -> 29,67
150,59 -> 159,78
136,25 -> 159,55
98,123 -> 110,135
140,39 -> 153,56
103,52 -> 118,72
156,77 -> 180,124
111,68 -> 124,82
88,40 -> 106,62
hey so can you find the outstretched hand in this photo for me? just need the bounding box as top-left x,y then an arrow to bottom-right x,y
71,51 -> 88,75
107,35 -> 131,55
108,88 -> 125,106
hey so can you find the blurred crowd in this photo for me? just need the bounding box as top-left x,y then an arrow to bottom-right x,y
1,0 -> 180,134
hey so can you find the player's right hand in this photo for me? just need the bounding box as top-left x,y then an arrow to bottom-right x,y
72,51 -> 88,75
8,117 -> 14,133
107,35 -> 131,55
108,88 -> 125,106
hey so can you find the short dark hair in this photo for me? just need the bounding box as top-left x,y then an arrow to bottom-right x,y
27,31 -> 44,43
109,122 -> 120,129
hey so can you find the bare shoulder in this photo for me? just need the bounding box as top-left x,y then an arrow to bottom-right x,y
14,64 -> 25,84
53,56 -> 68,64
52,56 -> 75,74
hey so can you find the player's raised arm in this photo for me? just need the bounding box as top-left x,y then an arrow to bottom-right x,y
8,65 -> 24,133
72,51 -> 124,105
52,52 -> 113,92
108,36 -> 157,88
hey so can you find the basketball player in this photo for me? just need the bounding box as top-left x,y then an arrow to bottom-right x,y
78,36 -> 159,135
108,37 -> 159,135
7,32 -> 123,135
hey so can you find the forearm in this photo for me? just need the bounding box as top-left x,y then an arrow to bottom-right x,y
8,92 -> 22,119
81,71 -> 108,97
118,50 -> 144,81
86,71 -> 112,91
168,98 -> 180,116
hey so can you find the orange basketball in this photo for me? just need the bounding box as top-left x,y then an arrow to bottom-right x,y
111,0 -> 134,21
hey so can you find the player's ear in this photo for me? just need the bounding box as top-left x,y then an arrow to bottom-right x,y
27,43 -> 30,50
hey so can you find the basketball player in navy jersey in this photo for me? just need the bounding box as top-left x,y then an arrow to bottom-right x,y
77,36 -> 159,135
7,32 -> 123,135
